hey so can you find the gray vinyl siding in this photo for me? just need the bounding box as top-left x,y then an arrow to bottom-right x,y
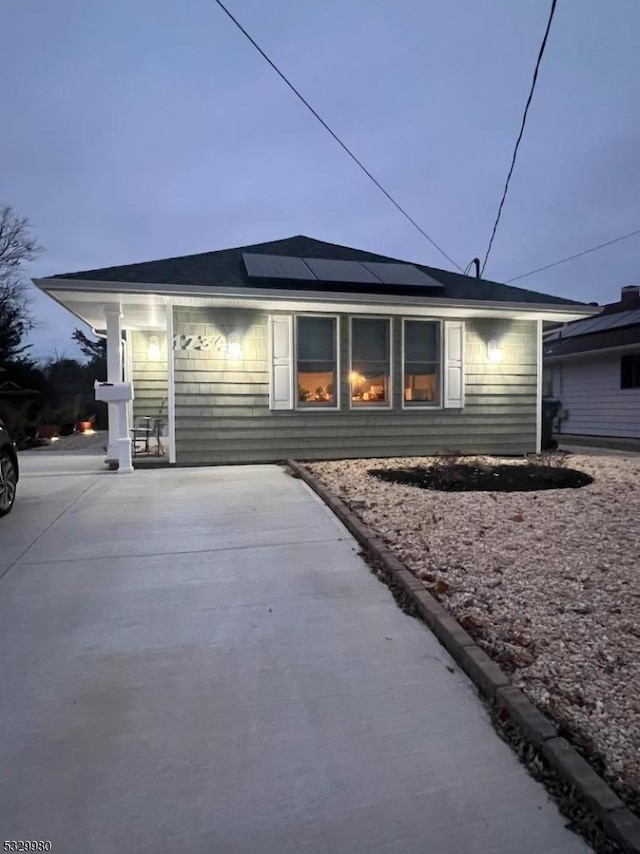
130,331 -> 168,422
549,355 -> 640,439
172,307 -> 538,464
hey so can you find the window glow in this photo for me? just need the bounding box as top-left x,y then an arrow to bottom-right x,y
351,318 -> 390,405
297,317 -> 337,406
404,320 -> 439,405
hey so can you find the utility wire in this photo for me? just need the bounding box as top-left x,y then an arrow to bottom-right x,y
213,0 -> 463,272
481,0 -> 558,277
506,226 -> 640,283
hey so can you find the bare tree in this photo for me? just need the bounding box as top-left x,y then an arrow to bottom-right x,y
0,204 -> 43,365
72,327 -> 106,365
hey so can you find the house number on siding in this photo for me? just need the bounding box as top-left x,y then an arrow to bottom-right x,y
173,334 -> 226,352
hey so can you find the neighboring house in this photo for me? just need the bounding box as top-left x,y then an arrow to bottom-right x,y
33,235 -> 594,466
0,380 -> 39,399
0,377 -> 40,443
544,285 -> 640,441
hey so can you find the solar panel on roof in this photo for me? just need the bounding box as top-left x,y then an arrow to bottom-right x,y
243,252 -> 449,289
559,309 -> 640,339
302,258 -> 381,284
547,328 -> 565,340
243,253 -> 316,280
603,308 -> 640,332
565,316 -> 609,337
591,313 -> 630,332
569,313 -> 619,337
562,316 -> 605,338
360,261 -> 444,288
620,308 -> 640,327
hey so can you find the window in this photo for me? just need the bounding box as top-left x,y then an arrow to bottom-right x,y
350,318 -> 390,406
621,354 -> 640,389
403,320 -> 440,406
296,316 -> 337,407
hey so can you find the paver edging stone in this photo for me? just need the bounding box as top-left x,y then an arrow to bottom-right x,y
286,459 -> 640,854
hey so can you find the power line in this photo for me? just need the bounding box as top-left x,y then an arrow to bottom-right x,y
481,0 -> 558,277
213,0 -> 463,272
506,226 -> 640,283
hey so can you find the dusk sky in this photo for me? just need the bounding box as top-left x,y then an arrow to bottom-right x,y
3,0 -> 639,360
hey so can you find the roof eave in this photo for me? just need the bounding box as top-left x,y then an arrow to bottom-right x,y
33,277 -> 597,322
545,341 -> 640,361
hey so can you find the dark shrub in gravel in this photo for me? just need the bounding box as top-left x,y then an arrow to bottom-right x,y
369,463 -> 594,492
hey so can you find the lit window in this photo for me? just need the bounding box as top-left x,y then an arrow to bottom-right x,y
296,316 -> 337,406
621,354 -> 640,389
403,320 -> 440,405
351,318 -> 390,405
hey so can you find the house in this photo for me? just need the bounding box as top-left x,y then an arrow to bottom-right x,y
33,235 -> 595,467
0,379 -> 39,399
544,285 -> 640,442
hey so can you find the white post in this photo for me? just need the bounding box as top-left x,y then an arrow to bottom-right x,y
123,331 -> 134,433
536,318 -> 543,454
117,400 -> 133,473
94,380 -> 134,473
165,298 -> 176,464
104,304 -> 123,464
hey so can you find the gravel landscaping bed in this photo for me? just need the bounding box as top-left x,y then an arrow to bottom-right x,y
305,453 -> 640,816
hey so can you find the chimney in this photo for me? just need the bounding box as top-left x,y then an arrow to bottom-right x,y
621,285 -> 640,306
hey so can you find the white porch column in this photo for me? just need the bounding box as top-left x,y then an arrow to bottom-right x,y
165,298 -> 176,464
536,318 -> 543,454
104,304 -> 123,463
123,331 -> 134,432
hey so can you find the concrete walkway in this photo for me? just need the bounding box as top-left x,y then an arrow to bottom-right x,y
0,453 -> 590,854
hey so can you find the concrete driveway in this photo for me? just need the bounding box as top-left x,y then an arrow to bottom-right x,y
0,452 -> 590,854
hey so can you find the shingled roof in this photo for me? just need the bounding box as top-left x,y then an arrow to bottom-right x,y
544,287 -> 640,358
51,234 -> 586,308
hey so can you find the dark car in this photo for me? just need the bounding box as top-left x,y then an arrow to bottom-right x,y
0,417 -> 19,516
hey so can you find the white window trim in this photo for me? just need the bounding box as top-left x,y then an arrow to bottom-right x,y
294,313 -> 341,411
401,318 -> 443,410
348,315 -> 393,410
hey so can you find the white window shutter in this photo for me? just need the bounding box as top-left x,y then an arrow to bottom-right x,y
270,316 -> 293,410
444,321 -> 465,408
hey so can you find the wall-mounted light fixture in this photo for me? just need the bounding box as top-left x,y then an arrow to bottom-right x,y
487,339 -> 504,364
148,334 -> 161,360
227,333 -> 242,360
